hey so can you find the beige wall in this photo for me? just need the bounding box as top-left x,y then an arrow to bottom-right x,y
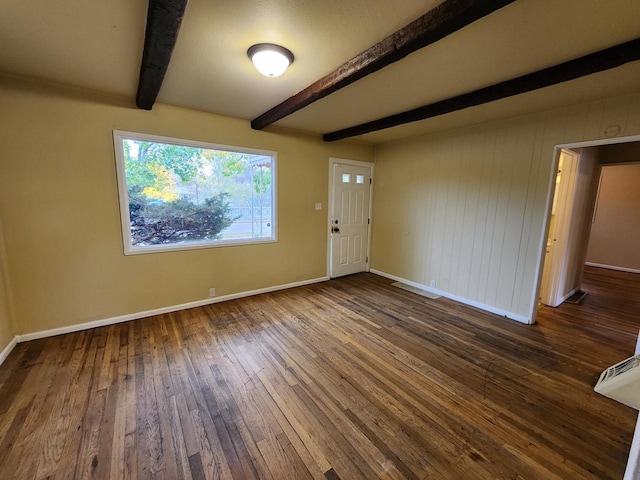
586,163 -> 640,271
0,76 -> 374,335
372,93 -> 640,322
0,218 -> 15,353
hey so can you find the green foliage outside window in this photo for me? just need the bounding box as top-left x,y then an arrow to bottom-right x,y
119,136 -> 274,249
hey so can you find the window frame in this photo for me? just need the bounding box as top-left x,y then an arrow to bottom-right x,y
113,130 -> 278,255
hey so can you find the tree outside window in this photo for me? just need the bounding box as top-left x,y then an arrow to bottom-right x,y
114,131 -> 276,254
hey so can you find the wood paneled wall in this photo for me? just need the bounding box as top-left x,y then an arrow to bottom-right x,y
372,92 -> 640,322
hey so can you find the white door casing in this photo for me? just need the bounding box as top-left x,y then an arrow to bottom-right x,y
329,160 -> 372,278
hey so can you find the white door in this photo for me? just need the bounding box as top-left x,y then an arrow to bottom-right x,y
540,149 -> 579,306
329,162 -> 372,278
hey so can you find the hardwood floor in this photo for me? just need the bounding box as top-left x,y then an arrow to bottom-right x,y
0,266 -> 638,479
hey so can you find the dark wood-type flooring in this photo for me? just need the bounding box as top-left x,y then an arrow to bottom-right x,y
0,266 -> 638,479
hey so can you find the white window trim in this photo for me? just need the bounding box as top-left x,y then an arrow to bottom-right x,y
113,130 -> 278,255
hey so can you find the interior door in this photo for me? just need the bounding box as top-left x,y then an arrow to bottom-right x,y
330,162 -> 371,278
541,149 -> 579,306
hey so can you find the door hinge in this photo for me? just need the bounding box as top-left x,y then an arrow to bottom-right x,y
366,256 -> 369,263
369,178 -> 372,185
368,218 -> 370,225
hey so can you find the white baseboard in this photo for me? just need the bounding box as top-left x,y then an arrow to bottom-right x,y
0,335 -> 17,366
370,269 -> 531,324
15,276 -> 330,343
585,262 -> 640,275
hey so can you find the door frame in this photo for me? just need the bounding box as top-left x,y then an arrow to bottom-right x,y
327,157 -> 374,278
530,133 -> 640,322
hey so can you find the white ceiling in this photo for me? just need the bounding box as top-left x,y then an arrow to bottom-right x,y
1,0 -> 639,144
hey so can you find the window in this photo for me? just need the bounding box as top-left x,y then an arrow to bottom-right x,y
113,131 -> 276,254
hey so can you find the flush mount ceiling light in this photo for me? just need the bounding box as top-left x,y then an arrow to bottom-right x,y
247,43 -> 294,78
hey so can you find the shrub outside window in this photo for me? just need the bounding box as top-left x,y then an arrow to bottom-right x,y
113,131 -> 276,255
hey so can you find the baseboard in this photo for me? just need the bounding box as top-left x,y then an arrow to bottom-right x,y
15,276 -> 330,343
585,262 -> 640,275
0,336 -> 17,366
370,269 -> 531,324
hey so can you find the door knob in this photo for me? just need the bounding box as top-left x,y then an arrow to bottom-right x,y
332,227 -> 340,233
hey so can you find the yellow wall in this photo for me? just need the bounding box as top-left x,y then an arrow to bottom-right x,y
586,163 -> 640,271
0,217 -> 15,353
0,76 -> 374,335
372,93 -> 640,321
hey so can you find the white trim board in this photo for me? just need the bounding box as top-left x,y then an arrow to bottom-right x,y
14,276 -> 329,343
370,269 -> 530,324
0,336 -> 17,366
585,262 -> 640,275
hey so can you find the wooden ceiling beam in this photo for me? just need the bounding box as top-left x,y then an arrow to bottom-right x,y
323,38 -> 640,142
136,0 -> 188,110
250,0 -> 517,130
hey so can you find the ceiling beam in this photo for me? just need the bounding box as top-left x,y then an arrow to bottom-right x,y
136,0 -> 188,110
250,0 -> 517,130
323,38 -> 640,142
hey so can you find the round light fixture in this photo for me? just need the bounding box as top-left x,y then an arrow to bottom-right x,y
247,43 -> 294,78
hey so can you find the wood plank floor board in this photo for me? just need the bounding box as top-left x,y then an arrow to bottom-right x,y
268,298 -> 498,478
0,266 -> 637,479
219,337 -> 325,480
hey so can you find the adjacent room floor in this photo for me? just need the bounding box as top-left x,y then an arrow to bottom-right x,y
0,266 -> 637,479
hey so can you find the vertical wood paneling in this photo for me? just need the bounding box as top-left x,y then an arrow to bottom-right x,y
476,126 -> 505,303
408,152 -> 425,281
582,101 -> 606,141
485,121 -> 518,307
453,132 -> 482,298
562,104 -> 589,143
373,92 -> 640,322
440,137 -> 462,291
602,96 -> 632,138
430,138 -> 450,287
511,116 -> 546,316
466,127 -> 495,302
625,94 -> 640,134
422,152 -> 436,285
496,120 -> 537,311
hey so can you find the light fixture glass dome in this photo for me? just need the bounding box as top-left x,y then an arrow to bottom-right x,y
248,43 -> 294,78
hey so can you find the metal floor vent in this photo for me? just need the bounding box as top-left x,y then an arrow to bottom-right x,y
564,290 -> 588,304
391,282 -> 441,299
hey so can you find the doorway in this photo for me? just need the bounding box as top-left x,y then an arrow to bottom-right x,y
536,135 -> 640,313
328,158 -> 373,278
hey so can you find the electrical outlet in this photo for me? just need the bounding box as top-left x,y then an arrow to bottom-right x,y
315,202 -> 322,210
430,280 -> 436,288
209,288 -> 216,297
